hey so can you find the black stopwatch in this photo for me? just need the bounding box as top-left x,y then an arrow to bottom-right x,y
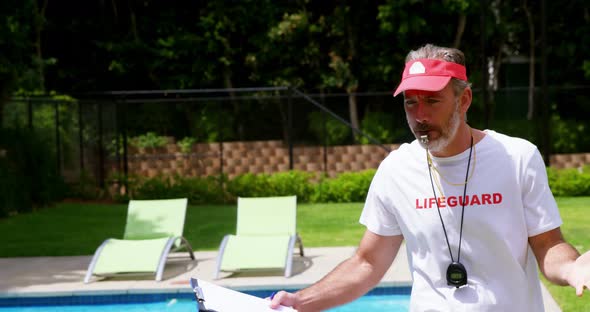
446,261 -> 468,288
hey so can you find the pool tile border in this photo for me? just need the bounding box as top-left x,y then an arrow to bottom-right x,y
0,286 -> 412,308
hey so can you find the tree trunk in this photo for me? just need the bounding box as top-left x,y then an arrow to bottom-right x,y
224,69 -> 242,140
0,94 -> 4,129
486,40 -> 505,126
111,0 -> 118,19
487,40 -> 504,98
348,92 -> 359,141
128,0 -> 139,41
345,4 -> 359,143
33,0 -> 49,92
523,1 -> 536,120
452,15 -> 467,48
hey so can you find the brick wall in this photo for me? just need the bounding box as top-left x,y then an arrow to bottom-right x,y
550,153 -> 590,169
115,140 -> 590,180
121,140 -> 399,179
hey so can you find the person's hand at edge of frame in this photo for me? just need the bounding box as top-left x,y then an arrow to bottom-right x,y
568,250 -> 590,297
268,290 -> 300,311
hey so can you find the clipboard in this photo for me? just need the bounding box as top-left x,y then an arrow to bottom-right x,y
190,278 -> 296,312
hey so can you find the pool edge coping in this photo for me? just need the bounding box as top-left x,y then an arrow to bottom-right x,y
0,281 -> 413,299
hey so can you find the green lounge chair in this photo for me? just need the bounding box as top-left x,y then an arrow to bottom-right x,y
214,195 -> 304,278
84,198 -> 194,283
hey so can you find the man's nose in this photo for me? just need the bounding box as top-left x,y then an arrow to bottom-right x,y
414,102 -> 430,123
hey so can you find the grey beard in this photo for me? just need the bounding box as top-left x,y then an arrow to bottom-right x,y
427,109 -> 461,153
410,102 -> 462,153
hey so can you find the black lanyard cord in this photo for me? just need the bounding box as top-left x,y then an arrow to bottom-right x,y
426,135 -> 473,263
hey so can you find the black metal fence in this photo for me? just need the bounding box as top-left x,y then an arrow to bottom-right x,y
3,86 -> 590,190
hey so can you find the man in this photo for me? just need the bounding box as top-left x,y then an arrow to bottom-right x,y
270,44 -> 590,311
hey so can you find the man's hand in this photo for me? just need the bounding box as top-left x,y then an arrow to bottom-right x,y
566,250 -> 590,297
267,232 -> 403,311
269,291 -> 299,310
530,227 -> 589,297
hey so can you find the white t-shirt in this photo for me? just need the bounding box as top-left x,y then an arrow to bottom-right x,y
360,130 -> 562,312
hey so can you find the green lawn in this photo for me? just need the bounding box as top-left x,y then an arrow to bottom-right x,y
0,197 -> 588,310
0,201 -> 366,257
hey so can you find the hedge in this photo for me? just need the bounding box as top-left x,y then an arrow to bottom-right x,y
113,166 -> 590,205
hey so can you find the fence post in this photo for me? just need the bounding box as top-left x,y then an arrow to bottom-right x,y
55,100 -> 61,174
288,87 -> 293,170
28,98 -> 33,129
122,100 -> 129,194
219,140 -> 224,190
321,93 -> 328,175
115,100 -> 122,176
98,101 -> 105,188
78,101 -> 84,172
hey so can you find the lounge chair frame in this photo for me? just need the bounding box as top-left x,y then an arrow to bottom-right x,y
85,237 -> 194,283
84,198 -> 194,283
214,196 -> 304,279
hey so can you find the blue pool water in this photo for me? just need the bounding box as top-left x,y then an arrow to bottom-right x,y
0,287 -> 410,312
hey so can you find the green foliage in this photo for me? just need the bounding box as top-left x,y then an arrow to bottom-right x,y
377,1 -> 428,36
225,171 -> 315,201
127,170 -> 375,204
191,106 -> 234,142
547,167 -> 590,197
487,119 -> 536,144
225,173 -> 273,198
268,12 -> 310,40
3,95 -> 79,166
177,137 -> 196,153
257,4 -> 325,89
130,175 -> 227,205
308,111 -> 350,145
267,171 -> 315,202
0,152 -> 29,217
174,176 -> 227,204
551,113 -> 590,153
66,170 -> 103,200
130,176 -> 172,199
584,60 -> 590,79
129,132 -> 168,149
115,166 -> 590,203
359,112 -> 402,144
312,170 -> 376,203
322,52 -> 358,92
105,135 -> 123,157
0,128 -> 66,217
3,1 -> 590,161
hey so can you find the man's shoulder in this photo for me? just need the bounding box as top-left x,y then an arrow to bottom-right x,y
484,129 -> 537,150
483,130 -> 539,161
372,142 -> 418,173
383,141 -> 420,162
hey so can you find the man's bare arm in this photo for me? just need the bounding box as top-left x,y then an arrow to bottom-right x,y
270,230 -> 403,311
529,227 -> 590,296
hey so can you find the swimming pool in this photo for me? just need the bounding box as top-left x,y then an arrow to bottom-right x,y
0,286 -> 411,311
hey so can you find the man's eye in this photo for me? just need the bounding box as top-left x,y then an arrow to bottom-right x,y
404,101 -> 416,106
426,98 -> 439,104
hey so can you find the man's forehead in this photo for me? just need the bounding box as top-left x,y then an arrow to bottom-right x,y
403,89 -> 441,98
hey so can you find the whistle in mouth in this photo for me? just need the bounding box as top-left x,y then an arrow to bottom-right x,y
420,135 -> 429,144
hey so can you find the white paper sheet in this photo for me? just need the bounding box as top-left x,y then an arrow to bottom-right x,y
194,278 -> 296,312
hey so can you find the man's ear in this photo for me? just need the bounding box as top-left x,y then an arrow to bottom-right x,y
460,88 -> 472,114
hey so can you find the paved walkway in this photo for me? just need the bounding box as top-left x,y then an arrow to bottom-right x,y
0,245 -> 560,311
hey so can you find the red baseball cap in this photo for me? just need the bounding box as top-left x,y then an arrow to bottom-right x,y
393,59 -> 468,97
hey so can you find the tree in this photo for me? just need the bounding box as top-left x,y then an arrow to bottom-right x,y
0,2 -> 28,125
321,3 -> 361,141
